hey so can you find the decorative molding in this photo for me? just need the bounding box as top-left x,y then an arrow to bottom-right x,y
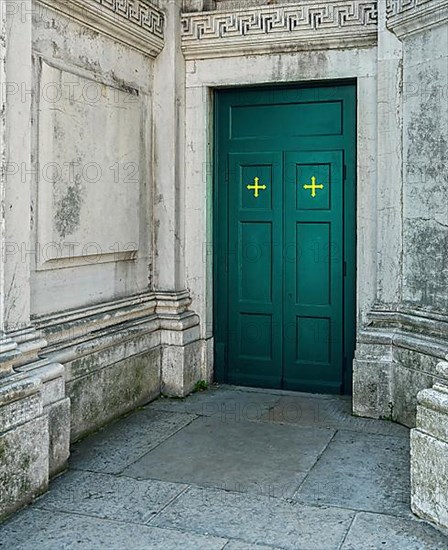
387,0 -> 431,17
0,326 -> 50,376
364,305 -> 448,342
181,1 -> 378,59
33,291 -> 200,365
0,336 -> 21,377
35,0 -> 165,57
34,292 -> 158,351
93,0 -> 164,38
357,306 -> 448,378
386,0 -> 448,38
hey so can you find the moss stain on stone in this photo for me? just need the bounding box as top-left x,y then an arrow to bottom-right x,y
54,183 -> 84,238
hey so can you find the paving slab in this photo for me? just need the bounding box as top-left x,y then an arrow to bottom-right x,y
341,511 -> 448,549
150,386 -> 280,421
295,430 -> 411,516
34,470 -> 187,524
152,486 -> 354,550
122,415 -> 335,498
70,409 -> 197,474
2,387 -> 447,549
260,394 -> 409,437
0,508 -> 227,550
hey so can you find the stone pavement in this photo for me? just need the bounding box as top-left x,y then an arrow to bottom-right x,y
1,385 -> 448,550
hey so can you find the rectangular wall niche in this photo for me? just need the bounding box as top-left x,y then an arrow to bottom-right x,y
36,60 -> 141,270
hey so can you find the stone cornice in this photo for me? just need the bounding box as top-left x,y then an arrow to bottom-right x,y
362,305 -> 448,343
181,1 -> 378,60
386,0 -> 448,39
35,0 -> 165,57
358,306 -> 448,375
32,290 -> 199,359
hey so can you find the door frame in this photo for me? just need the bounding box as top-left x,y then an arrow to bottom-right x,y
212,81 -> 357,394
183,48 -> 378,397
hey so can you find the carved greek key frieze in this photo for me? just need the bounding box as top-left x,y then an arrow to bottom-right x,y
95,0 -> 165,39
181,1 -> 378,58
386,0 -> 431,18
182,1 -> 378,40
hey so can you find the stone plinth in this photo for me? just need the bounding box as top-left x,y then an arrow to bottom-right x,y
15,361 -> 70,477
411,357 -> 448,529
0,373 -> 48,520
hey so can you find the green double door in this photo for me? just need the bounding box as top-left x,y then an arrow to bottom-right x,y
214,84 -> 356,394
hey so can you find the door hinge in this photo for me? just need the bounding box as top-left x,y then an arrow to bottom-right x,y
343,261 -> 347,277
343,165 -> 347,182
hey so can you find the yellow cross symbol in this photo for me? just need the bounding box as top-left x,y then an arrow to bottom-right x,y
303,176 -> 324,198
247,177 -> 267,198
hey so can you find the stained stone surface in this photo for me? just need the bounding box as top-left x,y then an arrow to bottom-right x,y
33,470 -> 187,524
152,486 -> 355,549
69,408 -> 197,474
1,386 -> 447,550
0,508 -> 227,550
259,392 -> 410,437
122,414 -> 335,498
0,416 -> 49,521
340,511 -> 448,550
223,542 -> 280,550
150,385 -> 280,419
294,430 -> 412,516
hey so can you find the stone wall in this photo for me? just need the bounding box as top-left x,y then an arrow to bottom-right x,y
0,0 -> 204,521
30,0 -> 163,439
353,0 -> 448,428
402,21 -> 448,312
384,0 -> 448,531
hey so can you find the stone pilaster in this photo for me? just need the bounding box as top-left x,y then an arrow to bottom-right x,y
153,0 -> 186,291
352,0 -> 403,420
152,1 -> 205,394
411,357 -> 448,529
157,291 -> 202,396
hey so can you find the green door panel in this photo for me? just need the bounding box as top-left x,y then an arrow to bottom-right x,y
283,151 -> 344,392
214,83 -> 356,394
227,153 -> 283,387
230,101 -> 343,139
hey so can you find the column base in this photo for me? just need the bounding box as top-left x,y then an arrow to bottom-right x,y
16,360 -> 70,477
160,311 -> 203,397
352,336 -> 394,419
0,373 -> 48,520
411,359 -> 448,530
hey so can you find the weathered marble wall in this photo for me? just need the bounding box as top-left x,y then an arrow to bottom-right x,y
31,4 -> 153,315
353,0 -> 448,429
385,0 -> 448,531
0,0 -> 203,521
29,0 -> 162,439
402,24 -> 448,311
